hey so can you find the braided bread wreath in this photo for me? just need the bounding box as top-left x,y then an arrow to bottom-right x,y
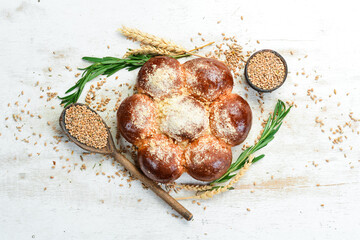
117,56 -> 252,183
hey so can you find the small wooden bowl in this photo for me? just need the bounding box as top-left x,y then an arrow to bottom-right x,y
244,49 -> 288,92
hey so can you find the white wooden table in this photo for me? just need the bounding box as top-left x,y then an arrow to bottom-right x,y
1,0 -> 359,239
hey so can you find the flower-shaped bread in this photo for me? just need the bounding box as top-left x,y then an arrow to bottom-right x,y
117,56 -> 252,183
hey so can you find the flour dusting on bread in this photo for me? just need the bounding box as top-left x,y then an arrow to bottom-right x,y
158,96 -> 209,142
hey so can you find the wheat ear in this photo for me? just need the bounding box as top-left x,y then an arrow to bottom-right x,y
175,155 -> 254,200
119,26 -> 187,54
123,46 -> 173,58
175,184 -> 213,191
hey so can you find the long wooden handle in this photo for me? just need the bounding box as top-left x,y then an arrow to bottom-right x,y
112,151 -> 193,221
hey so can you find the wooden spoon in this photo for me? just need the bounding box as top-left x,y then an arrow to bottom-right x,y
59,103 -> 193,221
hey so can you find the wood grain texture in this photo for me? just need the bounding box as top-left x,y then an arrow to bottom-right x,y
0,0 -> 359,239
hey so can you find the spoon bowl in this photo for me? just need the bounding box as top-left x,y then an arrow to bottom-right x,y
59,103 -> 115,154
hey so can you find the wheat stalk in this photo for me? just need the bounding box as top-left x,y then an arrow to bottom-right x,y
119,26 -> 187,54
175,155 -> 254,200
175,184 -> 213,191
123,46 -> 173,58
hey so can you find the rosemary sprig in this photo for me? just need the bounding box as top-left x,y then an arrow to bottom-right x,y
212,100 -> 292,184
58,53 -> 189,107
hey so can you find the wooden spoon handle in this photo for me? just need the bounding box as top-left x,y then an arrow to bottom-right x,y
112,151 -> 193,221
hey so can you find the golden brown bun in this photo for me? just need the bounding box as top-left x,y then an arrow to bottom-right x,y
183,58 -> 233,102
138,134 -> 185,183
185,135 -> 232,182
136,56 -> 184,99
116,94 -> 157,145
158,95 -> 209,142
210,93 -> 252,146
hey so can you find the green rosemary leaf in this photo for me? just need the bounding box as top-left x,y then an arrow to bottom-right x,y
253,136 -> 274,152
82,57 -> 105,63
102,56 -> 122,61
252,154 -> 265,163
262,115 -> 272,133
276,107 -> 292,124
65,82 -> 80,94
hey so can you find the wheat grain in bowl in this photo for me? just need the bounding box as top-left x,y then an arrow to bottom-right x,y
245,49 -> 288,92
